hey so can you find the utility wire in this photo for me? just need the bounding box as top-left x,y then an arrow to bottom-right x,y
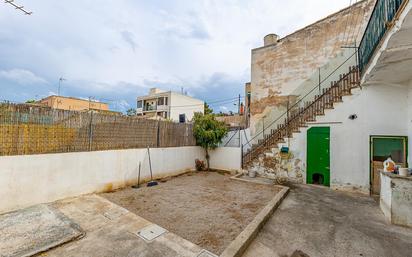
165,96 -> 244,108
353,4 -> 367,46
171,99 -> 241,108
344,3 -> 356,46
4,0 -> 32,15
345,0 -> 363,46
242,50 -> 358,147
343,0 -> 359,46
341,0 -> 353,45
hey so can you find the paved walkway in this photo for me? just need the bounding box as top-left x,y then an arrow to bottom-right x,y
41,195 -> 212,257
243,184 -> 412,257
0,204 -> 83,257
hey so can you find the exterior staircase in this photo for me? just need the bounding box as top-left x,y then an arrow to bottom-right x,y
242,66 -> 360,168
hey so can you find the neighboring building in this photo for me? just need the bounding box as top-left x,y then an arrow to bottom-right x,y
216,114 -> 246,128
38,95 -> 110,112
137,88 -> 204,122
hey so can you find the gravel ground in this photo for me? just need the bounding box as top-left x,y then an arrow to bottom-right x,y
101,172 -> 281,255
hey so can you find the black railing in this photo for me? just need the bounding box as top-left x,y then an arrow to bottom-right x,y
358,0 -> 406,73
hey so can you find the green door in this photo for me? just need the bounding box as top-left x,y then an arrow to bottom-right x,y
307,127 -> 330,186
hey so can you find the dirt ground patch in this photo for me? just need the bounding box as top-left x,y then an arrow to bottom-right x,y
101,172 -> 281,255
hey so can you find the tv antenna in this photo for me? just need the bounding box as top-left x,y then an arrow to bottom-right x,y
58,77 -> 66,96
4,0 -> 32,15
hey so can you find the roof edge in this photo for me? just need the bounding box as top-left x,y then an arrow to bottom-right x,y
252,0 -> 370,52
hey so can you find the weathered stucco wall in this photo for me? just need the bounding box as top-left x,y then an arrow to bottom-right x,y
250,0 -> 375,138
249,83 -> 409,194
380,173 -> 412,227
380,172 -> 392,219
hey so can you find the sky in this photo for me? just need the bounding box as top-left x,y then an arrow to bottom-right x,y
0,0 -> 353,113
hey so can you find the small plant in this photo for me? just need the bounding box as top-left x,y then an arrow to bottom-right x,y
195,159 -> 206,171
193,113 -> 228,170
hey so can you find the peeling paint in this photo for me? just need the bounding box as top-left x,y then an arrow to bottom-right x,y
249,148 -> 304,184
250,0 -> 375,139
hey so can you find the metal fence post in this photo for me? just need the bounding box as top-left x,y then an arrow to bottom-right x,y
88,111 -> 93,151
241,144 -> 244,170
238,127 -> 241,147
156,120 -> 160,148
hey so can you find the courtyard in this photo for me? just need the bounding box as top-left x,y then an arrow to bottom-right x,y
2,171 -> 411,257
100,172 -> 281,255
243,184 -> 412,257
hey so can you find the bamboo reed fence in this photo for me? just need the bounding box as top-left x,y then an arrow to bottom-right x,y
0,102 -> 196,156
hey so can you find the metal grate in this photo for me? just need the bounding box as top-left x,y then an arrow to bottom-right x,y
135,224 -> 167,242
196,250 -> 219,257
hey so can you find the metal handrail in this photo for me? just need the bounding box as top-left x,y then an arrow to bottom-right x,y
242,50 -> 358,149
358,0 -> 406,73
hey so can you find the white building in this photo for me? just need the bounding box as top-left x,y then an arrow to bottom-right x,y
137,88 -> 204,122
244,0 -> 412,205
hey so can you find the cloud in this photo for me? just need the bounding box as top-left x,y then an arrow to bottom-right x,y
0,0 -> 354,112
121,30 -> 138,52
116,100 -> 131,112
0,69 -> 47,85
160,12 -> 210,40
219,106 -> 229,113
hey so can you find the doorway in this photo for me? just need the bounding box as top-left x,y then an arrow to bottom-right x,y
307,127 -> 330,187
370,136 -> 408,195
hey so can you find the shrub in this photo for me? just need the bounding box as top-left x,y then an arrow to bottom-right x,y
195,159 -> 206,171
193,113 -> 228,170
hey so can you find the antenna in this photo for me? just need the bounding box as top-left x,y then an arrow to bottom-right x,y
4,0 -> 33,15
58,77 -> 66,96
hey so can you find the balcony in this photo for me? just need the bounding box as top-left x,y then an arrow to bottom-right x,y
144,105 -> 157,112
358,0 -> 406,73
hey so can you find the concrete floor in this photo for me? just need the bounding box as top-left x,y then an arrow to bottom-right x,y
0,204 -> 83,257
39,195 -> 209,257
101,172 -> 280,255
243,184 -> 412,257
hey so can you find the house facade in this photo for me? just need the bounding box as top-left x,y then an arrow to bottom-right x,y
137,88 -> 204,122
38,95 -> 109,112
244,0 -> 412,197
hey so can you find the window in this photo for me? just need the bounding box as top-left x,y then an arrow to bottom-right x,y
158,97 -> 168,106
179,114 -> 186,123
137,100 -> 143,108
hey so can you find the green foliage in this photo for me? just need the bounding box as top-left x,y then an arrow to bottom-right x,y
193,113 -> 228,149
126,108 -> 137,116
25,100 -> 36,104
204,102 -> 214,115
193,113 -> 228,170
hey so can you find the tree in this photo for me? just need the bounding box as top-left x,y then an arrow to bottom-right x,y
25,99 -> 36,104
193,112 -> 228,170
126,108 -> 137,116
204,102 -> 214,115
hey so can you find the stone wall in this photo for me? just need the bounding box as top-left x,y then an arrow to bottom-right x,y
250,0 -> 375,138
249,147 -> 304,184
